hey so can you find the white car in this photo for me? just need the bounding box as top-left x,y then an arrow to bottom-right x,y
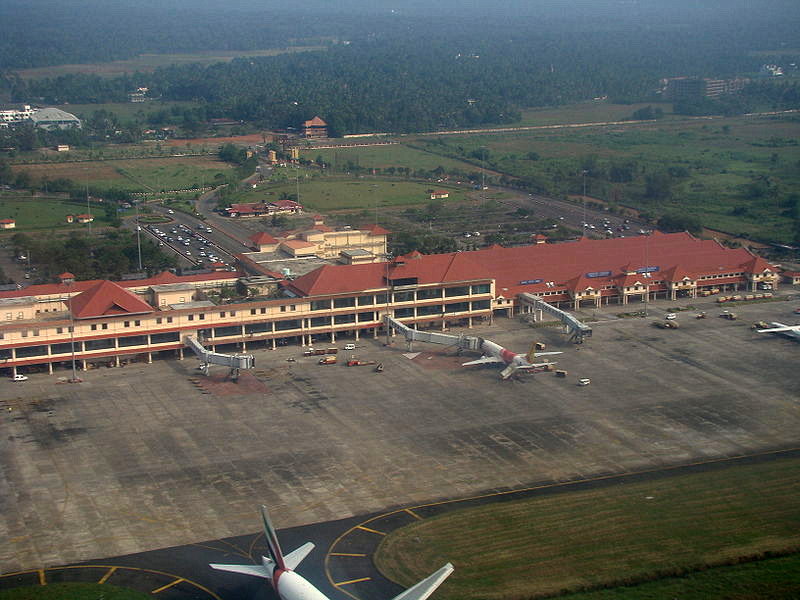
578,378 -> 591,386
11,374 -> 28,381
167,209 -> 174,214
344,343 -> 356,350
665,313 -> 677,320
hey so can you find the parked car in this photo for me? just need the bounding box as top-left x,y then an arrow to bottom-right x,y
344,343 -> 356,350
11,374 -> 28,381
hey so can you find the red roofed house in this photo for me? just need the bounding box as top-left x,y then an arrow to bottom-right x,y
0,218 -> 15,229
249,231 -> 279,252
430,190 -> 449,200
302,116 -> 328,139
76,214 -> 94,224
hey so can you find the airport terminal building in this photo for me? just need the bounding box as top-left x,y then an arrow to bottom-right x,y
0,232 -> 782,376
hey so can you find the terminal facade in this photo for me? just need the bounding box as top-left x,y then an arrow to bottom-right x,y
0,232 -> 782,377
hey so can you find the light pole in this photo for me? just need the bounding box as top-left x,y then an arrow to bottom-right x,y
135,201 -> 143,271
68,284 -> 79,382
582,169 -> 588,232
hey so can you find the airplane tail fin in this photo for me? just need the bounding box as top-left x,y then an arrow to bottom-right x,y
389,563 -> 454,600
260,504 -> 287,571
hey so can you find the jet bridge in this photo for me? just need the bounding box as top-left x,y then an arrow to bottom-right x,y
518,293 -> 592,343
184,335 -> 255,380
383,315 -> 482,352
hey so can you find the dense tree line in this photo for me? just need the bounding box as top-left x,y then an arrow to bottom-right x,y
3,1 -> 798,135
10,230 -> 176,281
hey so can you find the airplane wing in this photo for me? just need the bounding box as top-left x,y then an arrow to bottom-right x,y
284,542 -> 315,570
462,356 -> 503,366
757,326 -> 796,333
389,563 -> 454,600
209,562 -> 272,578
532,351 -> 563,357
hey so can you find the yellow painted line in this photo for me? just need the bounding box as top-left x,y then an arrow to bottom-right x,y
355,525 -> 386,536
98,566 -> 117,584
151,578 -> 185,594
329,552 -> 367,557
335,577 -> 371,586
404,508 -> 423,520
38,570 -> 46,586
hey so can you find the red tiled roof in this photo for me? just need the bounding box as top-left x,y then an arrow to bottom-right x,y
303,116 -> 327,127
365,224 -> 390,236
250,231 -> 278,245
282,239 -> 316,249
287,252 -> 490,296
272,199 -> 302,208
59,272 -> 75,280
0,219 -> 15,224
69,280 -> 154,319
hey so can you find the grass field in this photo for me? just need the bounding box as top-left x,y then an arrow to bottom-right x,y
375,457 -> 800,600
515,101 -> 675,127
558,554 -> 800,600
409,114 -> 800,243
253,178 -> 469,211
300,144 -> 478,173
11,156 -> 233,194
0,583 -> 150,600
0,198 -> 113,230
14,47 -> 325,79
59,101 -> 199,124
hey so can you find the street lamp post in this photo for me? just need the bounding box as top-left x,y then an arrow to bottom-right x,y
582,169 -> 588,232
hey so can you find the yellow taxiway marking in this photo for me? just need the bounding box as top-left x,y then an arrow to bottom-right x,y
329,552 -> 367,557
355,525 -> 385,536
98,566 -> 118,584
404,508 -> 423,520
151,577 -> 185,594
336,577 -> 371,586
38,570 -> 46,586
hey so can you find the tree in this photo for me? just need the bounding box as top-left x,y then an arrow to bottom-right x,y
644,171 -> 672,202
657,212 -> 702,236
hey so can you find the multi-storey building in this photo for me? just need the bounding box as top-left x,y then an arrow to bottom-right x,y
0,233 -> 782,377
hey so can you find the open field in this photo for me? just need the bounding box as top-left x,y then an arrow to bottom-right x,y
14,47 -> 325,79
10,156 -> 233,194
300,144 -> 478,173
408,114 -> 800,243
256,178 -> 469,211
559,553 -> 800,600
57,101 -> 200,124
0,198 -> 113,230
376,458 -> 800,599
515,101 -> 675,127
0,583 -> 150,600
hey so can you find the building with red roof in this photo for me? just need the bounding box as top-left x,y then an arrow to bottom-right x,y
0,232 -> 786,378
302,116 -> 328,139
0,218 -> 15,229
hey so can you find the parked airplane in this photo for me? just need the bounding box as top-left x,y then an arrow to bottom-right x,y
462,339 -> 562,379
756,322 -> 800,341
211,505 -> 454,600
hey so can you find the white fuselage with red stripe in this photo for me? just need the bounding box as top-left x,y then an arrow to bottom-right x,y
481,339 -> 527,367
273,568 -> 330,600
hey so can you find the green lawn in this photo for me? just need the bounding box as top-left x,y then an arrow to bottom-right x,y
58,101 -> 200,124
0,198 -> 113,230
0,583 -> 149,600
376,457 -> 800,600
301,144 -> 478,173
11,157 -> 233,195
559,554 -> 800,600
515,101 -> 675,127
255,178 -> 469,211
